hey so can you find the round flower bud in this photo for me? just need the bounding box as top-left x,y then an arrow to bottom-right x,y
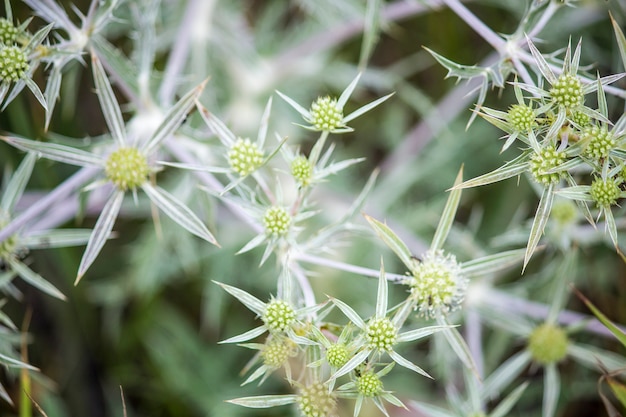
0,46 -> 29,83
263,206 -> 291,236
228,138 -> 263,176
590,177 -> 620,207
262,338 -> 294,368
0,19 -> 19,45
366,318 -> 397,351
528,323 -> 569,365
292,155 -> 313,187
105,147 -> 149,191
507,104 -> 535,131
410,249 -> 467,318
309,96 -> 343,131
571,111 -> 590,129
356,371 -> 383,397
529,146 -> 567,185
582,125 -> 615,160
297,382 -> 336,417
550,199 -> 577,225
326,343 -> 349,368
263,299 -> 296,333
550,73 -> 583,109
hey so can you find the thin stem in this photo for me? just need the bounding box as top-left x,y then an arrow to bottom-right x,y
294,252 -> 406,282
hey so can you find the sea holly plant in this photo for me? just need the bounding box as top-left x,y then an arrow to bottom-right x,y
452,38 -> 626,268
365,168 -> 527,373
1,53 -> 218,283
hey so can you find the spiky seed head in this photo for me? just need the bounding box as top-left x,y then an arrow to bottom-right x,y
292,155 -> 313,187
410,249 -> 467,318
105,147 -> 149,191
527,323 -> 569,365
326,343 -> 349,368
0,19 -> 18,45
0,46 -> 29,82
550,73 -> 583,109
366,318 -> 397,351
262,338 -> 295,368
356,371 -> 383,397
263,299 -> 296,333
583,125 -> 615,160
508,104 -> 535,131
529,147 -> 567,185
297,382 -> 337,417
228,138 -> 263,176
309,96 -> 343,131
590,177 -> 620,207
263,206 -> 291,236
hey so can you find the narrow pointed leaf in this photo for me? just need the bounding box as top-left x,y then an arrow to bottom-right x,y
44,64 -> 63,131
571,286 -> 626,348
219,325 -> 267,344
453,155 -> 528,190
0,350 -> 38,370
2,135 -> 104,167
436,315 -> 480,379
611,13 -> 626,71
364,214 -> 414,272
526,36 -> 556,84
607,377 -> 626,409
375,261 -> 388,318
397,325 -> 451,343
431,166 -> 463,251
257,97 -> 272,148
92,54 -> 126,147
76,189 -> 124,284
143,81 -> 206,154
275,90 -> 310,119
338,73 -> 362,108
543,364 -> 560,417
490,382 -> 529,417
604,207 -> 619,248
24,77 -> 47,110
21,229 -> 93,249
1,152 -> 36,212
343,92 -> 394,124
460,248 -> 525,276
142,183 -> 218,245
330,297 -> 366,329
236,234 -> 267,255
424,47 -> 486,80
482,350 -> 532,400
524,183 -> 555,270
388,350 -> 432,378
8,258 -> 65,300
213,281 -> 266,315
227,394 -> 297,408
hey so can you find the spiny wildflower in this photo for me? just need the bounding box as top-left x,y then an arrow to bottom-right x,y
228,138 -> 264,176
263,299 -> 296,333
356,371 -> 384,397
263,206 -> 292,236
590,177 -> 620,207
582,125 -> 615,160
291,155 -> 314,187
507,103 -> 535,131
297,382 -> 337,417
0,19 -> 19,45
529,147 -> 567,185
104,147 -> 150,191
410,250 -> 467,318
0,46 -> 29,82
550,73 -> 584,109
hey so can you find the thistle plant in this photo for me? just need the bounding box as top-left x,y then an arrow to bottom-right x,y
1,1 -> 626,417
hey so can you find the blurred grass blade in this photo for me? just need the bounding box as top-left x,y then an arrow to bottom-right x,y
21,229 -> 93,249
359,0 -> 381,69
375,260 -> 388,318
611,13 -> 626,71
431,166 -> 463,251
436,315 -> 480,380
571,286 -> 626,348
364,214 -> 414,272
482,351 -> 531,400
337,73 -> 361,109
142,183 -> 218,246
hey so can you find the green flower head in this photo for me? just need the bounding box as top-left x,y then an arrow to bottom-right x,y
263,206 -> 291,236
0,19 -> 19,45
356,371 -> 384,397
583,125 -> 615,160
309,96 -> 344,132
262,299 -> 296,333
228,138 -> 264,176
297,382 -> 337,417
0,46 -> 29,82
366,318 -> 397,352
529,146 -> 567,185
590,177 -> 620,207
104,147 -> 150,191
507,103 -> 535,131
550,73 -> 583,109
528,323 -> 569,365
